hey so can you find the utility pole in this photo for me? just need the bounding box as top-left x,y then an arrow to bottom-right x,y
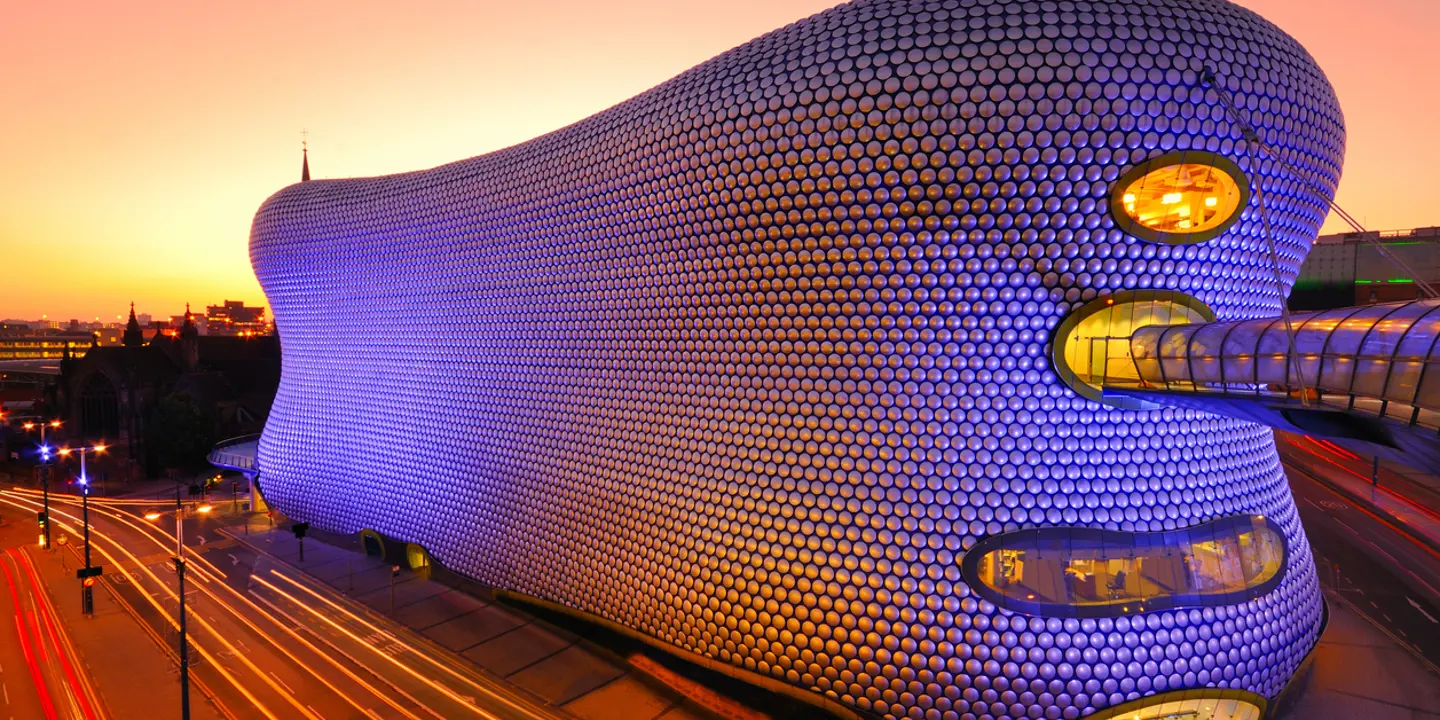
175,485 -> 191,720
22,420 -> 60,550
60,444 -> 105,616
1372,456 -> 1381,487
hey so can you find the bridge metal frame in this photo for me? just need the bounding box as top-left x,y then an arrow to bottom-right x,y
1122,299 -> 1440,434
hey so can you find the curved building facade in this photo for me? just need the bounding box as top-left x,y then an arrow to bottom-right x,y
250,1 -> 1345,717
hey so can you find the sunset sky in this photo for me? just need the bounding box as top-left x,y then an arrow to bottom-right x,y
2,0 -> 1436,321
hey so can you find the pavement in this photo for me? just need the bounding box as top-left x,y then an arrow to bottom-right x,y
1278,589 -> 1440,719
1275,431 -> 1440,718
222,515 -> 715,720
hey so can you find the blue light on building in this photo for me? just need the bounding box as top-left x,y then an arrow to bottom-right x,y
249,1 -> 1345,718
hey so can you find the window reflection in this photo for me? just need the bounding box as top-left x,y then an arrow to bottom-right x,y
963,515 -> 1286,617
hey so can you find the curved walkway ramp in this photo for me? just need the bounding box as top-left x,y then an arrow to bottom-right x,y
1106,299 -> 1440,469
208,433 -> 260,475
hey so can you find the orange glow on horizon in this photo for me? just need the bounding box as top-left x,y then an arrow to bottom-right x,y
1,0 -> 1436,320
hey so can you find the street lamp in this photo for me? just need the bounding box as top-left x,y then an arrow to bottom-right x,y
57,444 -> 105,615
142,488 -> 202,720
21,419 -> 62,549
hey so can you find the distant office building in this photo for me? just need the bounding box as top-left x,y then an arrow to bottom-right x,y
206,300 -> 268,337
0,330 -> 95,361
1291,227 -> 1439,310
170,312 -> 208,336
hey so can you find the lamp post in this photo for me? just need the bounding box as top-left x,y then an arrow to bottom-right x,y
57,444 -> 105,615
22,419 -> 62,549
144,493 -> 210,720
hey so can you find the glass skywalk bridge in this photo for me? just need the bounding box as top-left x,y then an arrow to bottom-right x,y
1084,299 -> 1440,470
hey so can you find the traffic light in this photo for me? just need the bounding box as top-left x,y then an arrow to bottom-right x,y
83,577 -> 96,588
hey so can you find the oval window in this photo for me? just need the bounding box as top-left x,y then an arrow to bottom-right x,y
1084,690 -> 1267,720
1052,290 -> 1216,410
1111,151 -> 1250,244
960,514 -> 1287,618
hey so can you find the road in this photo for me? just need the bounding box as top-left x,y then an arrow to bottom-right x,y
1278,435 -> 1440,670
0,487 -> 563,720
0,510 -> 104,720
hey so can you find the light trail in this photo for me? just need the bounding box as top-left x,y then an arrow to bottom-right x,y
80,501 -> 422,720
264,569 -> 563,720
0,494 -> 280,720
0,554 -> 58,720
5,489 -> 441,720
250,573 -> 505,720
1282,437 -> 1440,525
8,548 -> 100,720
3,488 -> 560,720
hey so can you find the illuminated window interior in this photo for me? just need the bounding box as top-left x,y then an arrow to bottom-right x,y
1120,161 -> 1245,237
1096,696 -> 1263,720
406,543 -> 433,581
965,515 -> 1286,618
1055,293 -> 1212,401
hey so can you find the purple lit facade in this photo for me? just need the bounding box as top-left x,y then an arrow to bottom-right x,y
250,1 -> 1344,717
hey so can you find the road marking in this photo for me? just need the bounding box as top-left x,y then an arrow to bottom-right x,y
229,554 -> 240,568
306,705 -> 326,720
268,672 -> 294,695
1408,597 -> 1439,624
3,682 -> 8,704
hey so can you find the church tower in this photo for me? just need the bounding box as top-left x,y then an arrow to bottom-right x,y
122,302 -> 145,348
179,303 -> 200,371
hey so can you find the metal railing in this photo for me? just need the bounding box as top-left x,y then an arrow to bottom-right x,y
208,434 -> 261,472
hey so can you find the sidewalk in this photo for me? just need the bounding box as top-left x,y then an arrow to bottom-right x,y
1278,594 -> 1440,719
1276,431 -> 1440,552
34,537 -> 224,720
222,517 -> 715,720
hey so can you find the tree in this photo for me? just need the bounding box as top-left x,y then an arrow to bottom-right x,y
148,392 -> 215,473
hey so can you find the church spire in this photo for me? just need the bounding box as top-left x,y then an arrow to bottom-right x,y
123,301 -> 144,348
301,130 -> 311,182
180,303 -> 199,340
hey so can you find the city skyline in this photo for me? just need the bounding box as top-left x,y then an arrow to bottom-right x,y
3,300 -> 264,326
2,0 -> 1437,320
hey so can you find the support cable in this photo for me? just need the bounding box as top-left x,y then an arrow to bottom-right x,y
1201,69 -> 1312,406
1202,69 -> 1438,300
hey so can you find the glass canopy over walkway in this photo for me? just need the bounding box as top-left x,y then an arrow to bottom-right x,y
1078,299 -> 1440,470
209,433 -> 260,475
